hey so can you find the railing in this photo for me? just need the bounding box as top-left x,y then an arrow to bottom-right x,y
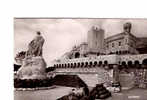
54,54 -> 147,66
56,54 -> 118,64
120,54 -> 147,63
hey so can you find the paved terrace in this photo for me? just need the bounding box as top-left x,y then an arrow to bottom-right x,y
14,86 -> 147,100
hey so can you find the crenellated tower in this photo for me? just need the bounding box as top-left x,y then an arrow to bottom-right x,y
87,26 -> 105,55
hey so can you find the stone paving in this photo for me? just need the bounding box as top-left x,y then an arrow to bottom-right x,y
14,86 -> 147,100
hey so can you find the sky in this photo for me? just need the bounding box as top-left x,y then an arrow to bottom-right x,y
14,18 -> 147,66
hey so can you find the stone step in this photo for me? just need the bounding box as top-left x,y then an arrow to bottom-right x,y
78,74 -> 98,87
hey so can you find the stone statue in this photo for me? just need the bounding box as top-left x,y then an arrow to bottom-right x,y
17,31 -> 47,79
123,22 -> 132,33
26,31 -> 45,57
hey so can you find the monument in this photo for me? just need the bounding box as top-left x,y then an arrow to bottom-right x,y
16,31 -> 47,79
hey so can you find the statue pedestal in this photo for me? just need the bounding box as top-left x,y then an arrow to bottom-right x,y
17,56 -> 47,80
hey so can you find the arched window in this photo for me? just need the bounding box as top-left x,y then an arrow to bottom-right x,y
78,63 -> 80,67
116,51 -> 118,55
85,62 -> 88,67
71,63 -> 73,68
122,61 -> 126,65
90,62 -> 93,65
59,64 -> 61,68
112,43 -> 114,47
121,61 -> 127,69
142,59 -> 147,65
128,61 -> 133,68
119,41 -> 121,46
99,61 -> 102,65
62,64 -> 64,68
68,63 -> 70,68
104,60 -> 108,65
64,64 -> 66,68
142,59 -> 147,69
94,61 -> 97,66
56,64 -> 58,68
74,63 -> 76,68
81,62 -> 84,67
75,52 -> 80,58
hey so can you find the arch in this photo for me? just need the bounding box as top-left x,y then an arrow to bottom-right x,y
116,51 -> 118,55
142,59 -> 147,69
97,53 -> 100,56
75,52 -> 80,58
71,63 -> 73,68
62,64 -> 64,68
74,63 -> 76,68
99,61 -> 102,66
94,61 -> 97,66
81,62 -> 84,67
64,64 -> 67,68
142,59 -> 147,65
85,62 -> 88,67
77,62 -> 80,67
127,61 -> 133,68
134,60 -> 140,65
68,63 -> 70,68
104,60 -> 108,65
134,60 -> 140,69
62,64 -> 65,68
89,62 -> 93,67
122,61 -> 126,66
90,61 -> 93,65
122,61 -> 128,69
127,61 -> 132,66
59,64 -> 61,68
119,51 -> 121,55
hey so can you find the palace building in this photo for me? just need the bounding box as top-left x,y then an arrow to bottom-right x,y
51,22 -> 147,89
53,22 -> 147,72
104,22 -> 139,55
58,22 -> 146,61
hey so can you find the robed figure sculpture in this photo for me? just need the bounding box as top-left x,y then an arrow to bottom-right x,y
26,31 -> 45,57
17,31 -> 47,79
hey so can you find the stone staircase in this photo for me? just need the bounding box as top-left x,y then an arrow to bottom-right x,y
78,74 -> 98,87
119,73 -> 134,90
78,67 -> 113,87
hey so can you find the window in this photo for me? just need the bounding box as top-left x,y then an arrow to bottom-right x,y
107,45 -> 109,48
126,39 -> 128,44
119,42 -> 121,46
112,43 -> 114,47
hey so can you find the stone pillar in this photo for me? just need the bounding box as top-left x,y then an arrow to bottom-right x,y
112,64 -> 121,92
113,64 -> 120,83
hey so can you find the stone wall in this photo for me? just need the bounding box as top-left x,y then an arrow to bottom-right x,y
55,67 -> 113,87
